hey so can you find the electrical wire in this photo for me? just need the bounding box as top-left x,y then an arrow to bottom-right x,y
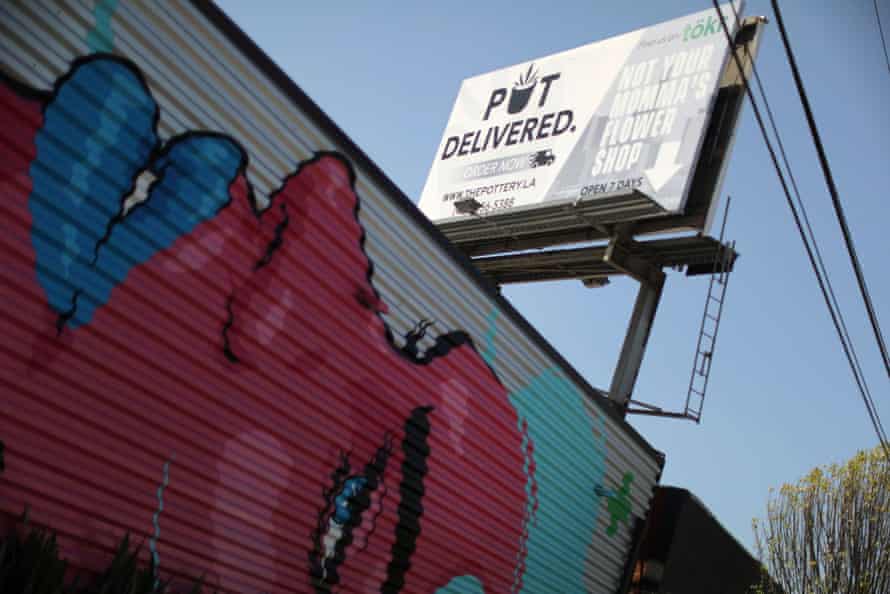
710,2 -> 890,456
771,0 -> 890,380
873,0 -> 890,74
724,2 -> 888,450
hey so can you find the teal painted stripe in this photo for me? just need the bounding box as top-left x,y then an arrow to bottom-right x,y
481,308 -> 499,366
437,575 -> 485,594
149,457 -> 173,576
509,369 -> 608,593
86,0 -> 120,52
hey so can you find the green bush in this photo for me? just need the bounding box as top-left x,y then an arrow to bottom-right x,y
0,510 -> 204,594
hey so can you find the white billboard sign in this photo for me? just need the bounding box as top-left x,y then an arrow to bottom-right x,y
419,2 -> 743,223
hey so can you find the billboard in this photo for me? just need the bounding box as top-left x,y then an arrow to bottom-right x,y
419,2 -> 743,224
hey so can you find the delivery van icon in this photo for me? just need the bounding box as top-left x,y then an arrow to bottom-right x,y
530,149 -> 556,167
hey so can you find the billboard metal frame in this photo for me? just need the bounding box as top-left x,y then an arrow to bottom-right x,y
462,16 -> 766,414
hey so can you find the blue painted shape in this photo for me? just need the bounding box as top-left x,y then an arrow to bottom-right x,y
436,575 -> 485,594
87,0 -> 121,52
594,484 -> 615,498
28,57 -> 244,328
509,368 -> 608,594
85,134 -> 242,327
333,476 -> 367,524
30,58 -> 156,323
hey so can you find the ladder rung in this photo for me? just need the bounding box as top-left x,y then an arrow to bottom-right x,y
688,245 -> 733,423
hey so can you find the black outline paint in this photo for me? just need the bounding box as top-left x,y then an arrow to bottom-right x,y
222,295 -> 239,364
382,406 -> 433,594
400,319 -> 434,360
253,202 -> 289,271
55,289 -> 82,337
309,450 -> 351,589
309,435 -> 393,592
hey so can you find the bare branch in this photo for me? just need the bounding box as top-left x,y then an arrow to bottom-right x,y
752,446 -> 890,594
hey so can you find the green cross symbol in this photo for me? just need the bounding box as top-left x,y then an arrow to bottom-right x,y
597,471 -> 634,537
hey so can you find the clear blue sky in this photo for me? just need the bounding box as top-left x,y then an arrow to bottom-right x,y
216,0 -> 890,553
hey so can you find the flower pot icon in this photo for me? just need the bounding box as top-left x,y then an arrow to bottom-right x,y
508,64 -> 538,114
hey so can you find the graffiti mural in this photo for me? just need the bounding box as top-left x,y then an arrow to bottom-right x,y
0,53 -> 537,593
0,5 -> 654,580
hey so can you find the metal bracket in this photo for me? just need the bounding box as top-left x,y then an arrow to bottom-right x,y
604,236 -> 664,287
609,270 -> 665,409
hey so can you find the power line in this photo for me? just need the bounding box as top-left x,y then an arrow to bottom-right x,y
724,2 -> 887,449
873,0 -> 890,74
771,0 -> 890,380
723,2 -> 887,449
709,2 -> 889,456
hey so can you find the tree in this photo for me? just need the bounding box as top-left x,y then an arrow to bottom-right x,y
751,445 -> 890,593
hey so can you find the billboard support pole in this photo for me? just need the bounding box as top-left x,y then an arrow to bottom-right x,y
609,258 -> 666,411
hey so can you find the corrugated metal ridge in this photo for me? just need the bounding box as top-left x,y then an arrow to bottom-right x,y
191,0 -> 663,464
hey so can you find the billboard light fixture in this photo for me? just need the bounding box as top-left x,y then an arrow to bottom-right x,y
454,198 -> 484,215
582,276 -> 610,289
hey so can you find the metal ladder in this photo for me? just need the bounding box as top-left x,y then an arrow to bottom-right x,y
685,198 -> 734,422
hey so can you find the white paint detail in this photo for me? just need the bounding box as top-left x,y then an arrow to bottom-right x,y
321,518 -> 344,579
644,141 -> 682,193
123,168 -> 157,214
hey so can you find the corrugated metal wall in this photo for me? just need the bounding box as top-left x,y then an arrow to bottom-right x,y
0,1 -> 663,593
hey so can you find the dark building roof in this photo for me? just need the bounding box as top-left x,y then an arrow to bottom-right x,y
631,486 -> 765,594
